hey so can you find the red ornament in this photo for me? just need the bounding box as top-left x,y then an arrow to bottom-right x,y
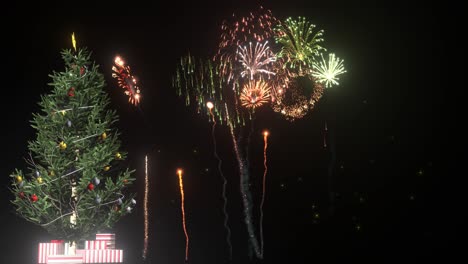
30,194 -> 38,202
68,87 -> 75,97
19,192 -> 25,199
87,183 -> 95,191
123,179 -> 128,185
80,67 -> 85,76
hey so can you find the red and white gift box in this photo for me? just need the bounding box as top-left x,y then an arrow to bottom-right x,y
95,233 -> 115,240
95,233 -> 116,249
79,249 -> 123,263
84,240 -> 107,250
46,255 -> 83,263
38,242 -> 64,263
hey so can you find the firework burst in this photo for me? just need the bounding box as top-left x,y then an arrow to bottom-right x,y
275,17 -> 325,70
272,75 -> 324,121
240,79 -> 271,109
237,41 -> 277,80
312,53 -> 346,88
112,56 -> 141,105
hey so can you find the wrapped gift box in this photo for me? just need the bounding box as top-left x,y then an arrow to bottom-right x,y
38,242 -> 64,263
46,255 -> 83,263
81,249 -> 123,263
95,233 -> 116,249
84,240 -> 107,250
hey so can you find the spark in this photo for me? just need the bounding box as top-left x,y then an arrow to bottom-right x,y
237,41 -> 276,80
206,101 -> 214,110
142,155 -> 149,260
240,79 -> 271,109
312,53 -> 346,88
177,169 -> 189,262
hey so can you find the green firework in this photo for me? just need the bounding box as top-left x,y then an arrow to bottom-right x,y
274,17 -> 326,71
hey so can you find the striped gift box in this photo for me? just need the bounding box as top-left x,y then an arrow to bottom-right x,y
95,233 -> 115,240
95,233 -> 116,249
81,249 -> 123,263
38,242 -> 64,263
84,240 -> 107,250
46,255 -> 83,263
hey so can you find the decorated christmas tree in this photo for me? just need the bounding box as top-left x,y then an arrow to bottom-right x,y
9,46 -> 135,244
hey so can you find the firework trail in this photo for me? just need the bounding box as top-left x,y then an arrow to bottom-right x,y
260,130 -> 269,256
226,104 -> 262,259
208,102 -> 232,260
324,122 -> 328,148
142,155 -> 149,260
177,169 -> 189,262
326,123 -> 336,215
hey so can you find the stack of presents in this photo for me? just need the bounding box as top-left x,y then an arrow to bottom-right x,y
38,233 -> 123,263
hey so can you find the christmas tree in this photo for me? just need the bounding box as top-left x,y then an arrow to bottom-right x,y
9,47 -> 135,243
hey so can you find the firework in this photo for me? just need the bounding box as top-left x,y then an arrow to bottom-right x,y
272,75 -> 324,121
217,6 -> 278,59
240,79 -> 271,109
173,7 -> 347,260
275,17 -> 325,70
237,41 -> 276,80
112,56 -> 141,105
312,53 -> 346,88
142,155 -> 149,260
207,102 -> 233,260
260,130 -> 269,256
177,169 -> 189,262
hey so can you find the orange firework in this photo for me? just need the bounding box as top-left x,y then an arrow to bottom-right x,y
177,169 -> 189,262
260,130 -> 269,256
112,56 -> 141,105
240,80 -> 271,109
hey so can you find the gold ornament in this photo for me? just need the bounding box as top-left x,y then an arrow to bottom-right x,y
104,166 -> 111,172
48,170 -> 55,177
37,177 -> 43,184
15,175 -> 23,182
59,141 -> 67,150
101,132 -> 107,140
115,152 -> 122,159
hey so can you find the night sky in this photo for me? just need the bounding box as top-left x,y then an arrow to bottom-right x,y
1,2 -> 446,263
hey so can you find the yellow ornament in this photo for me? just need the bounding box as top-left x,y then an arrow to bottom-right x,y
61,110 -> 66,116
104,166 -> 111,172
49,171 -> 55,177
115,152 -> 122,159
101,132 -> 107,140
37,177 -> 43,184
59,141 -> 67,150
15,175 -> 23,182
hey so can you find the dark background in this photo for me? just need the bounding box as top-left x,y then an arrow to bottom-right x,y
1,1 -> 447,263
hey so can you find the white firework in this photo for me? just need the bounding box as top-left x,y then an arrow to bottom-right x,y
312,53 -> 346,88
237,41 -> 277,80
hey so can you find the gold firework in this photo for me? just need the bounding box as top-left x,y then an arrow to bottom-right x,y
240,80 -> 271,109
